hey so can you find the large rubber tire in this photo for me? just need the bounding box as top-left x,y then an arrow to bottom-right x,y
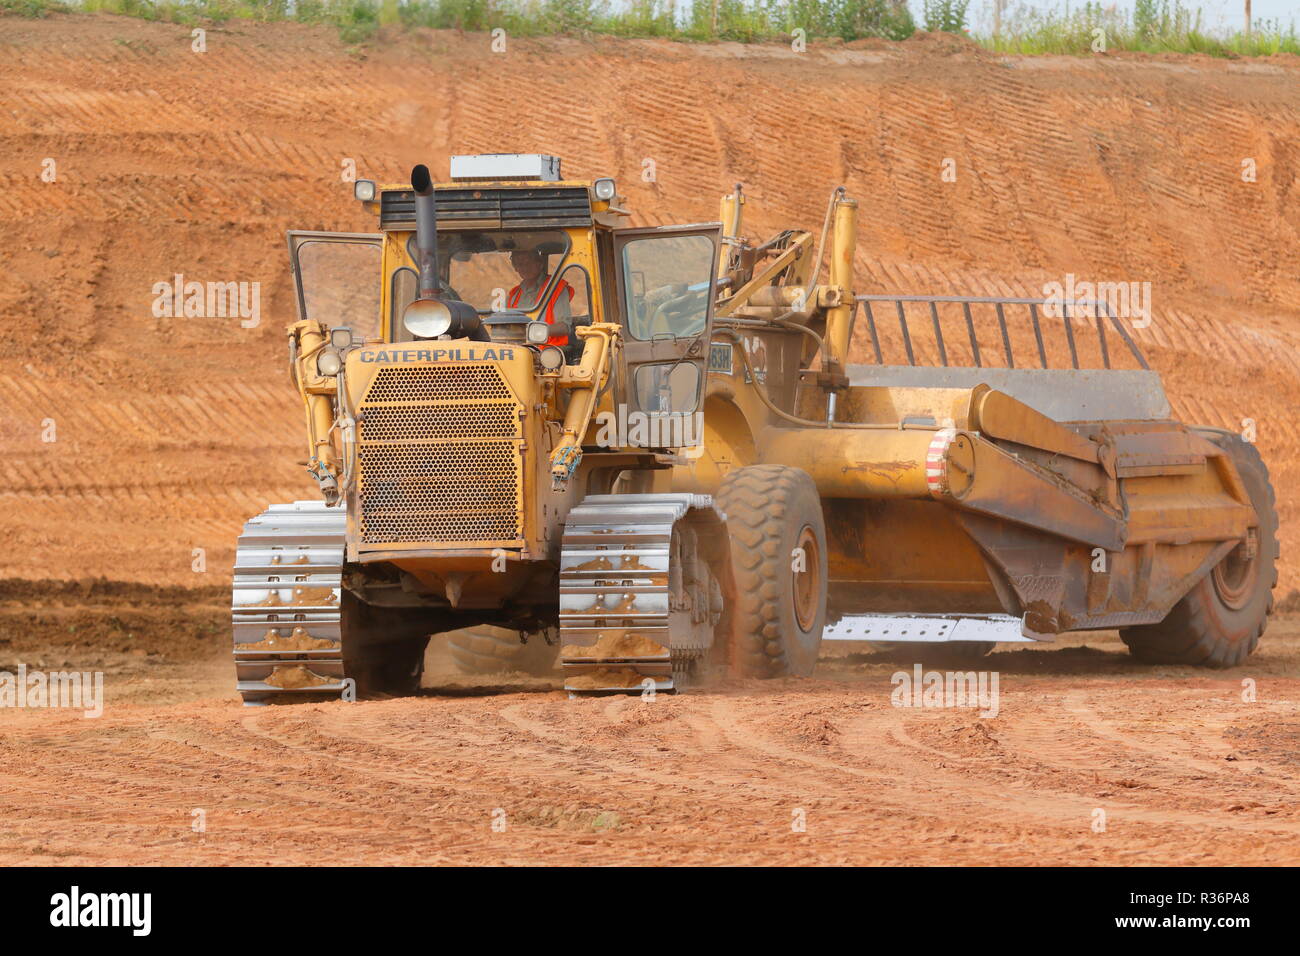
716,465 -> 828,677
1120,435 -> 1277,667
446,626 -> 557,676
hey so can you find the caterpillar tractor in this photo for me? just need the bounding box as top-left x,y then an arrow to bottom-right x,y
230,153 -> 1277,703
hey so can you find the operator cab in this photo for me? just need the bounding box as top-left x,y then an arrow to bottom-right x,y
287,153 -> 721,417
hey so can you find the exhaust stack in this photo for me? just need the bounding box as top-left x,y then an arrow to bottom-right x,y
411,163 -> 441,299
402,164 -> 482,340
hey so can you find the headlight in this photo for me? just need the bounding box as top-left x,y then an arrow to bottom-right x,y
353,180 -> 376,202
526,321 -> 550,345
593,178 -> 616,201
317,349 -> 342,376
403,298 -> 452,339
330,326 -> 353,349
537,346 -> 565,371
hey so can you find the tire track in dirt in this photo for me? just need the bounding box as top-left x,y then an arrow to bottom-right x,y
0,647 -> 1297,864
1054,686 -> 1300,792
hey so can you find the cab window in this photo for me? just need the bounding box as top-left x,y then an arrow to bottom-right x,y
620,234 -> 714,340
295,239 -> 382,340
390,267 -> 418,338
634,362 -> 701,416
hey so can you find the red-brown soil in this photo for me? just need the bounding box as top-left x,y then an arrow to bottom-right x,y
0,598 -> 1296,865
2,16 -> 1299,587
1,15 -> 1298,866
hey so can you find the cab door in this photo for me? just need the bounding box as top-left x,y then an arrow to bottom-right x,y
287,231 -> 384,340
612,223 -> 721,427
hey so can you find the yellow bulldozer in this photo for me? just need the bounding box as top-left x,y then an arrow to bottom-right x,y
231,154 -> 1277,702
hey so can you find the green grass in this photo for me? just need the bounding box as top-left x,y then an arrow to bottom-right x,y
1,0 -> 69,16
2,0 -> 1297,58
985,1 -> 1300,56
0,0 -> 917,41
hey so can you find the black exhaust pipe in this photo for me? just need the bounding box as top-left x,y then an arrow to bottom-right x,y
411,163 -> 441,299
403,164 -> 484,340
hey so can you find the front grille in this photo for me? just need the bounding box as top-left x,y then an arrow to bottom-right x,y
360,404 -> 517,442
364,365 -> 512,403
356,365 -> 523,546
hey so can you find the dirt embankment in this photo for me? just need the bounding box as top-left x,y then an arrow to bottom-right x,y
1,17 -> 1299,868
0,16 -> 1298,588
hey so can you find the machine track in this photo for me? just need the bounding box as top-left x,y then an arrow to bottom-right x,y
558,493 -> 725,694
231,501 -> 349,705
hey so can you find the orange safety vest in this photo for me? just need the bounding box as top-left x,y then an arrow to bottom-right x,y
507,275 -> 574,346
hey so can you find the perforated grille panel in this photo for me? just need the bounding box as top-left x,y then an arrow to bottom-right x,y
356,364 -> 523,546
360,404 -> 517,442
365,365 -> 512,403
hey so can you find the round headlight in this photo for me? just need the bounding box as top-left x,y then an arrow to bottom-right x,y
403,298 -> 452,339
537,346 -> 565,371
593,178 -> 616,201
353,179 -> 376,202
317,349 -> 342,376
526,321 -> 550,345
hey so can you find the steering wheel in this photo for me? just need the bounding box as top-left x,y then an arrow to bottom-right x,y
647,285 -> 708,338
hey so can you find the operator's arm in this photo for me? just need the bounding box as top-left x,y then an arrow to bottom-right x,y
551,288 -> 572,322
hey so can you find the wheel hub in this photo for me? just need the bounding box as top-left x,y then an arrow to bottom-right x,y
792,525 -> 821,633
1212,529 -> 1259,611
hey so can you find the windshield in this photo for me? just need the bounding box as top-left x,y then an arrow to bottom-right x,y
404,230 -> 571,313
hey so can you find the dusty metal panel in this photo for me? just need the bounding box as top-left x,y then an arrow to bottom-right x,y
931,431 -> 1127,552
847,366 -> 1171,422
822,613 -> 1044,643
970,387 -> 1102,463
1111,428 -> 1210,474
